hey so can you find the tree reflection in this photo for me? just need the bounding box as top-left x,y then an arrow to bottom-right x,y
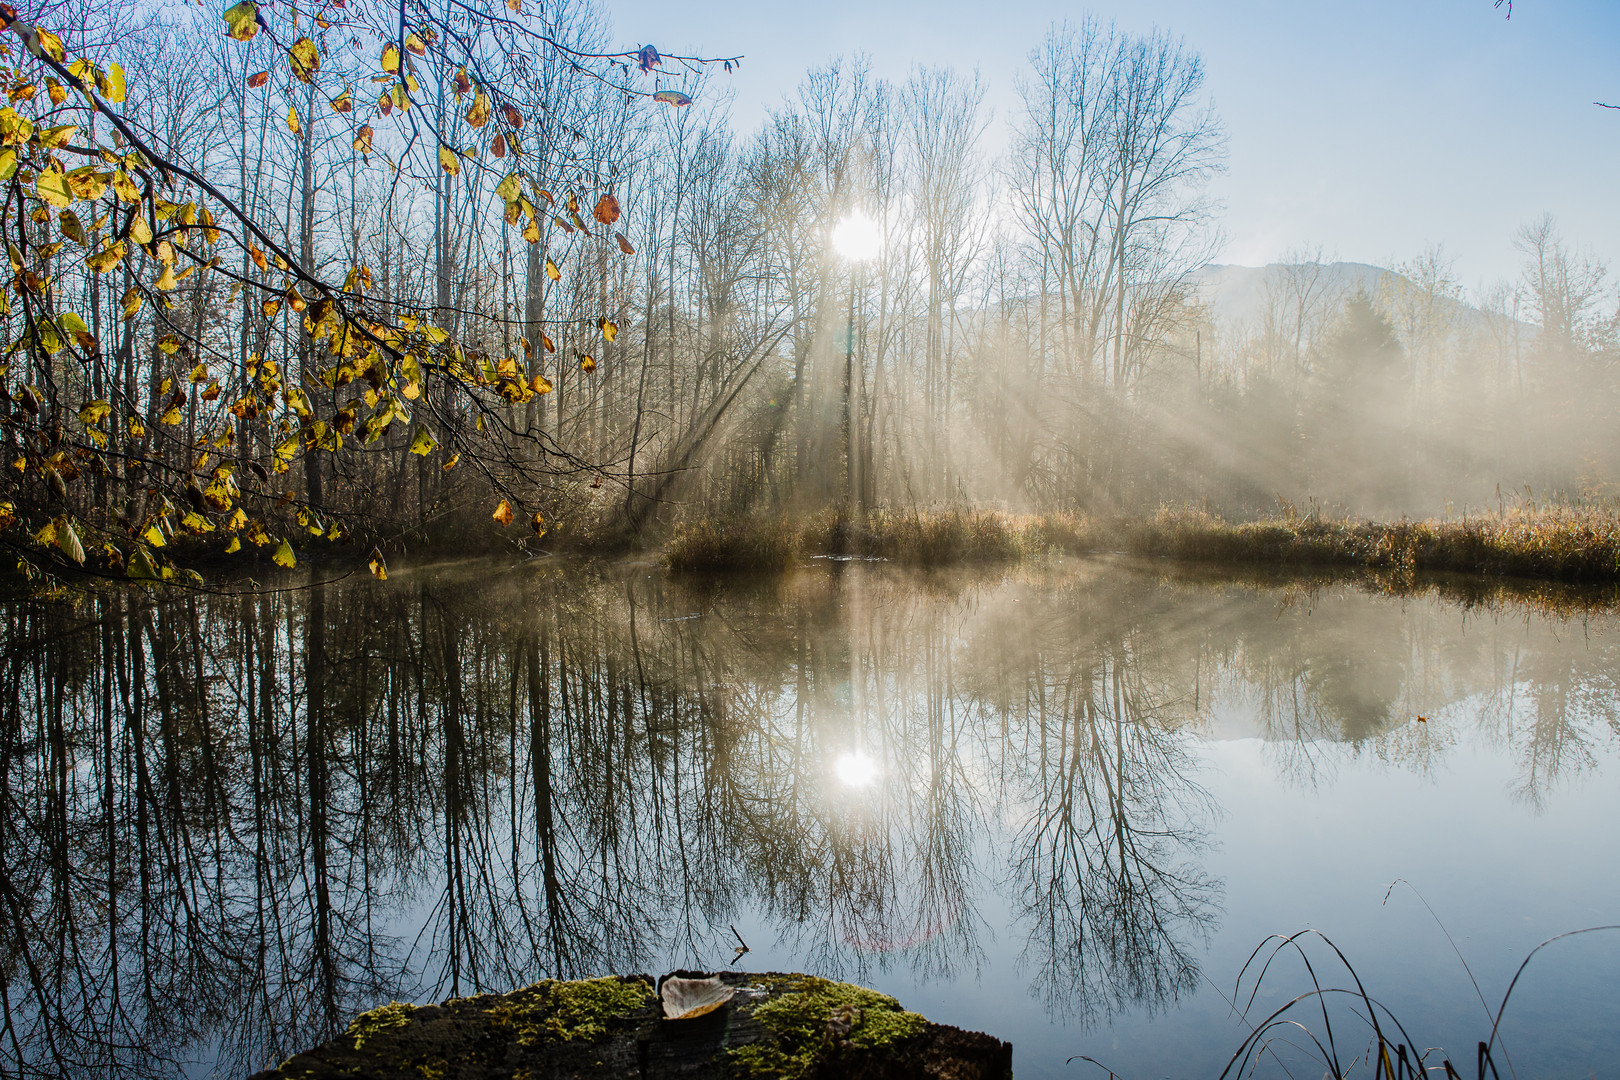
0,561 -> 1613,1076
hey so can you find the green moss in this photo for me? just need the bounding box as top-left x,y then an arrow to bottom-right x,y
729,977 -> 929,1079
488,976 -> 653,1046
346,1001 -> 418,1050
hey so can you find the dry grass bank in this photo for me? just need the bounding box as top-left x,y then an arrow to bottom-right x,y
663,506 -> 1620,585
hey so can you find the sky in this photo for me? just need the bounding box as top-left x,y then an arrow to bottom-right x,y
598,0 -> 1620,292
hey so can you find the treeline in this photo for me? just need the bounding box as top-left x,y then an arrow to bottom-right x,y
3,1 -> 1615,580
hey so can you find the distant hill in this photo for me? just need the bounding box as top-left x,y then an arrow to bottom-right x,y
1188,262 -> 1396,330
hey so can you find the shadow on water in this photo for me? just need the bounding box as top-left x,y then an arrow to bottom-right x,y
0,558 -> 1615,1076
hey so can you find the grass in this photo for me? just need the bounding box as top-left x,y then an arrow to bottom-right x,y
662,506 -> 1620,586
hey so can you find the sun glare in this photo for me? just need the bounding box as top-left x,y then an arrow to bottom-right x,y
834,750 -> 881,788
831,212 -> 883,262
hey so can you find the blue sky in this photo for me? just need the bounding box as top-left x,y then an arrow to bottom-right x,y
603,0 -> 1619,291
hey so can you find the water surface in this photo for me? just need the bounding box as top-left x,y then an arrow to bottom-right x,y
1,557 -> 1616,1078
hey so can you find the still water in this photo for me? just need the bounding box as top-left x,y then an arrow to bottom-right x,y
1,557 -> 1617,1078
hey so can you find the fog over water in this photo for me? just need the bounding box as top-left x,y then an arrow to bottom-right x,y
1,558 -> 1615,1078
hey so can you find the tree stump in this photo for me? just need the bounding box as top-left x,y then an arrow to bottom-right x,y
247,971 -> 1012,1080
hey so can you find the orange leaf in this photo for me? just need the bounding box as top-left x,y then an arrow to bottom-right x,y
492,499 -> 513,526
593,193 -> 620,225
501,103 -> 523,128
615,232 -> 635,255
247,71 -> 269,88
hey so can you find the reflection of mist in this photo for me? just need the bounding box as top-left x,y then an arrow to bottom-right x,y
0,561 -> 1614,1076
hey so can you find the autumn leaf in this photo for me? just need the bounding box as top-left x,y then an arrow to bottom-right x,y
501,103 -> 523,128
491,131 -> 506,157
453,67 -> 472,95
530,374 -> 552,394
77,400 -> 111,425
438,145 -> 460,176
84,242 -> 125,274
271,538 -> 296,568
286,105 -> 300,134
288,37 -> 319,82
544,257 -> 560,281
223,1 -> 261,41
441,452 -> 459,471
599,317 -> 617,342
247,70 -> 269,88
652,90 -> 692,107
637,45 -> 661,73
121,288 -> 143,319
247,241 -> 267,269
615,232 -> 635,255
331,91 -> 353,113
496,173 -> 521,203
225,536 -> 241,553
368,548 -> 388,579
492,499 -> 514,526
464,92 -> 490,127
381,43 -> 400,74
36,168 -> 72,208
405,32 -> 426,55
593,193 -> 621,225
57,519 -> 85,564
531,511 -> 546,538
353,125 -> 373,155
261,299 -> 281,318
541,333 -> 555,353
407,427 -> 437,455
578,354 -> 595,372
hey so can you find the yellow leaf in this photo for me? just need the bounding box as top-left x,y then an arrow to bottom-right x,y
154,265 -> 178,291
531,511 -> 546,538
223,1 -> 261,42
33,28 -> 65,61
104,62 -> 127,103
77,400 -> 110,425
160,404 -> 182,425
288,37 -> 319,82
0,107 -> 33,146
441,452 -> 460,471
0,502 -> 12,530
353,125 -> 374,155
84,242 -> 125,274
111,170 -> 140,202
143,523 -> 167,547
368,549 -> 388,579
492,499 -> 514,526
407,427 -> 437,455
129,215 -> 152,245
34,520 -> 57,546
286,105 -> 300,134
544,257 -> 560,280
381,43 -> 400,74
530,374 -> 552,394
578,354 -> 595,372
36,169 -> 72,208
438,145 -> 460,176
523,217 -> 540,244
127,414 -> 145,436
56,520 -> 85,564
271,538 -> 296,568
496,173 -> 520,203
226,535 -> 242,553
599,318 -> 617,342
0,149 -> 15,181
465,92 -> 490,128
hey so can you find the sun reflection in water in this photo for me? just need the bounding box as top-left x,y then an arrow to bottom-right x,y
834,750 -> 880,788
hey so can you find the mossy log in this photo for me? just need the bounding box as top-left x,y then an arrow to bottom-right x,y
248,971 -> 1012,1080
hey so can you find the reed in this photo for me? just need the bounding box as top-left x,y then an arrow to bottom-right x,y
664,506 -> 1620,586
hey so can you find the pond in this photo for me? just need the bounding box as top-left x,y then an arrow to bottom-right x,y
1,556 -> 1616,1078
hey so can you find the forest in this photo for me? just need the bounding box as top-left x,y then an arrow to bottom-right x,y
0,0 -> 1615,583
